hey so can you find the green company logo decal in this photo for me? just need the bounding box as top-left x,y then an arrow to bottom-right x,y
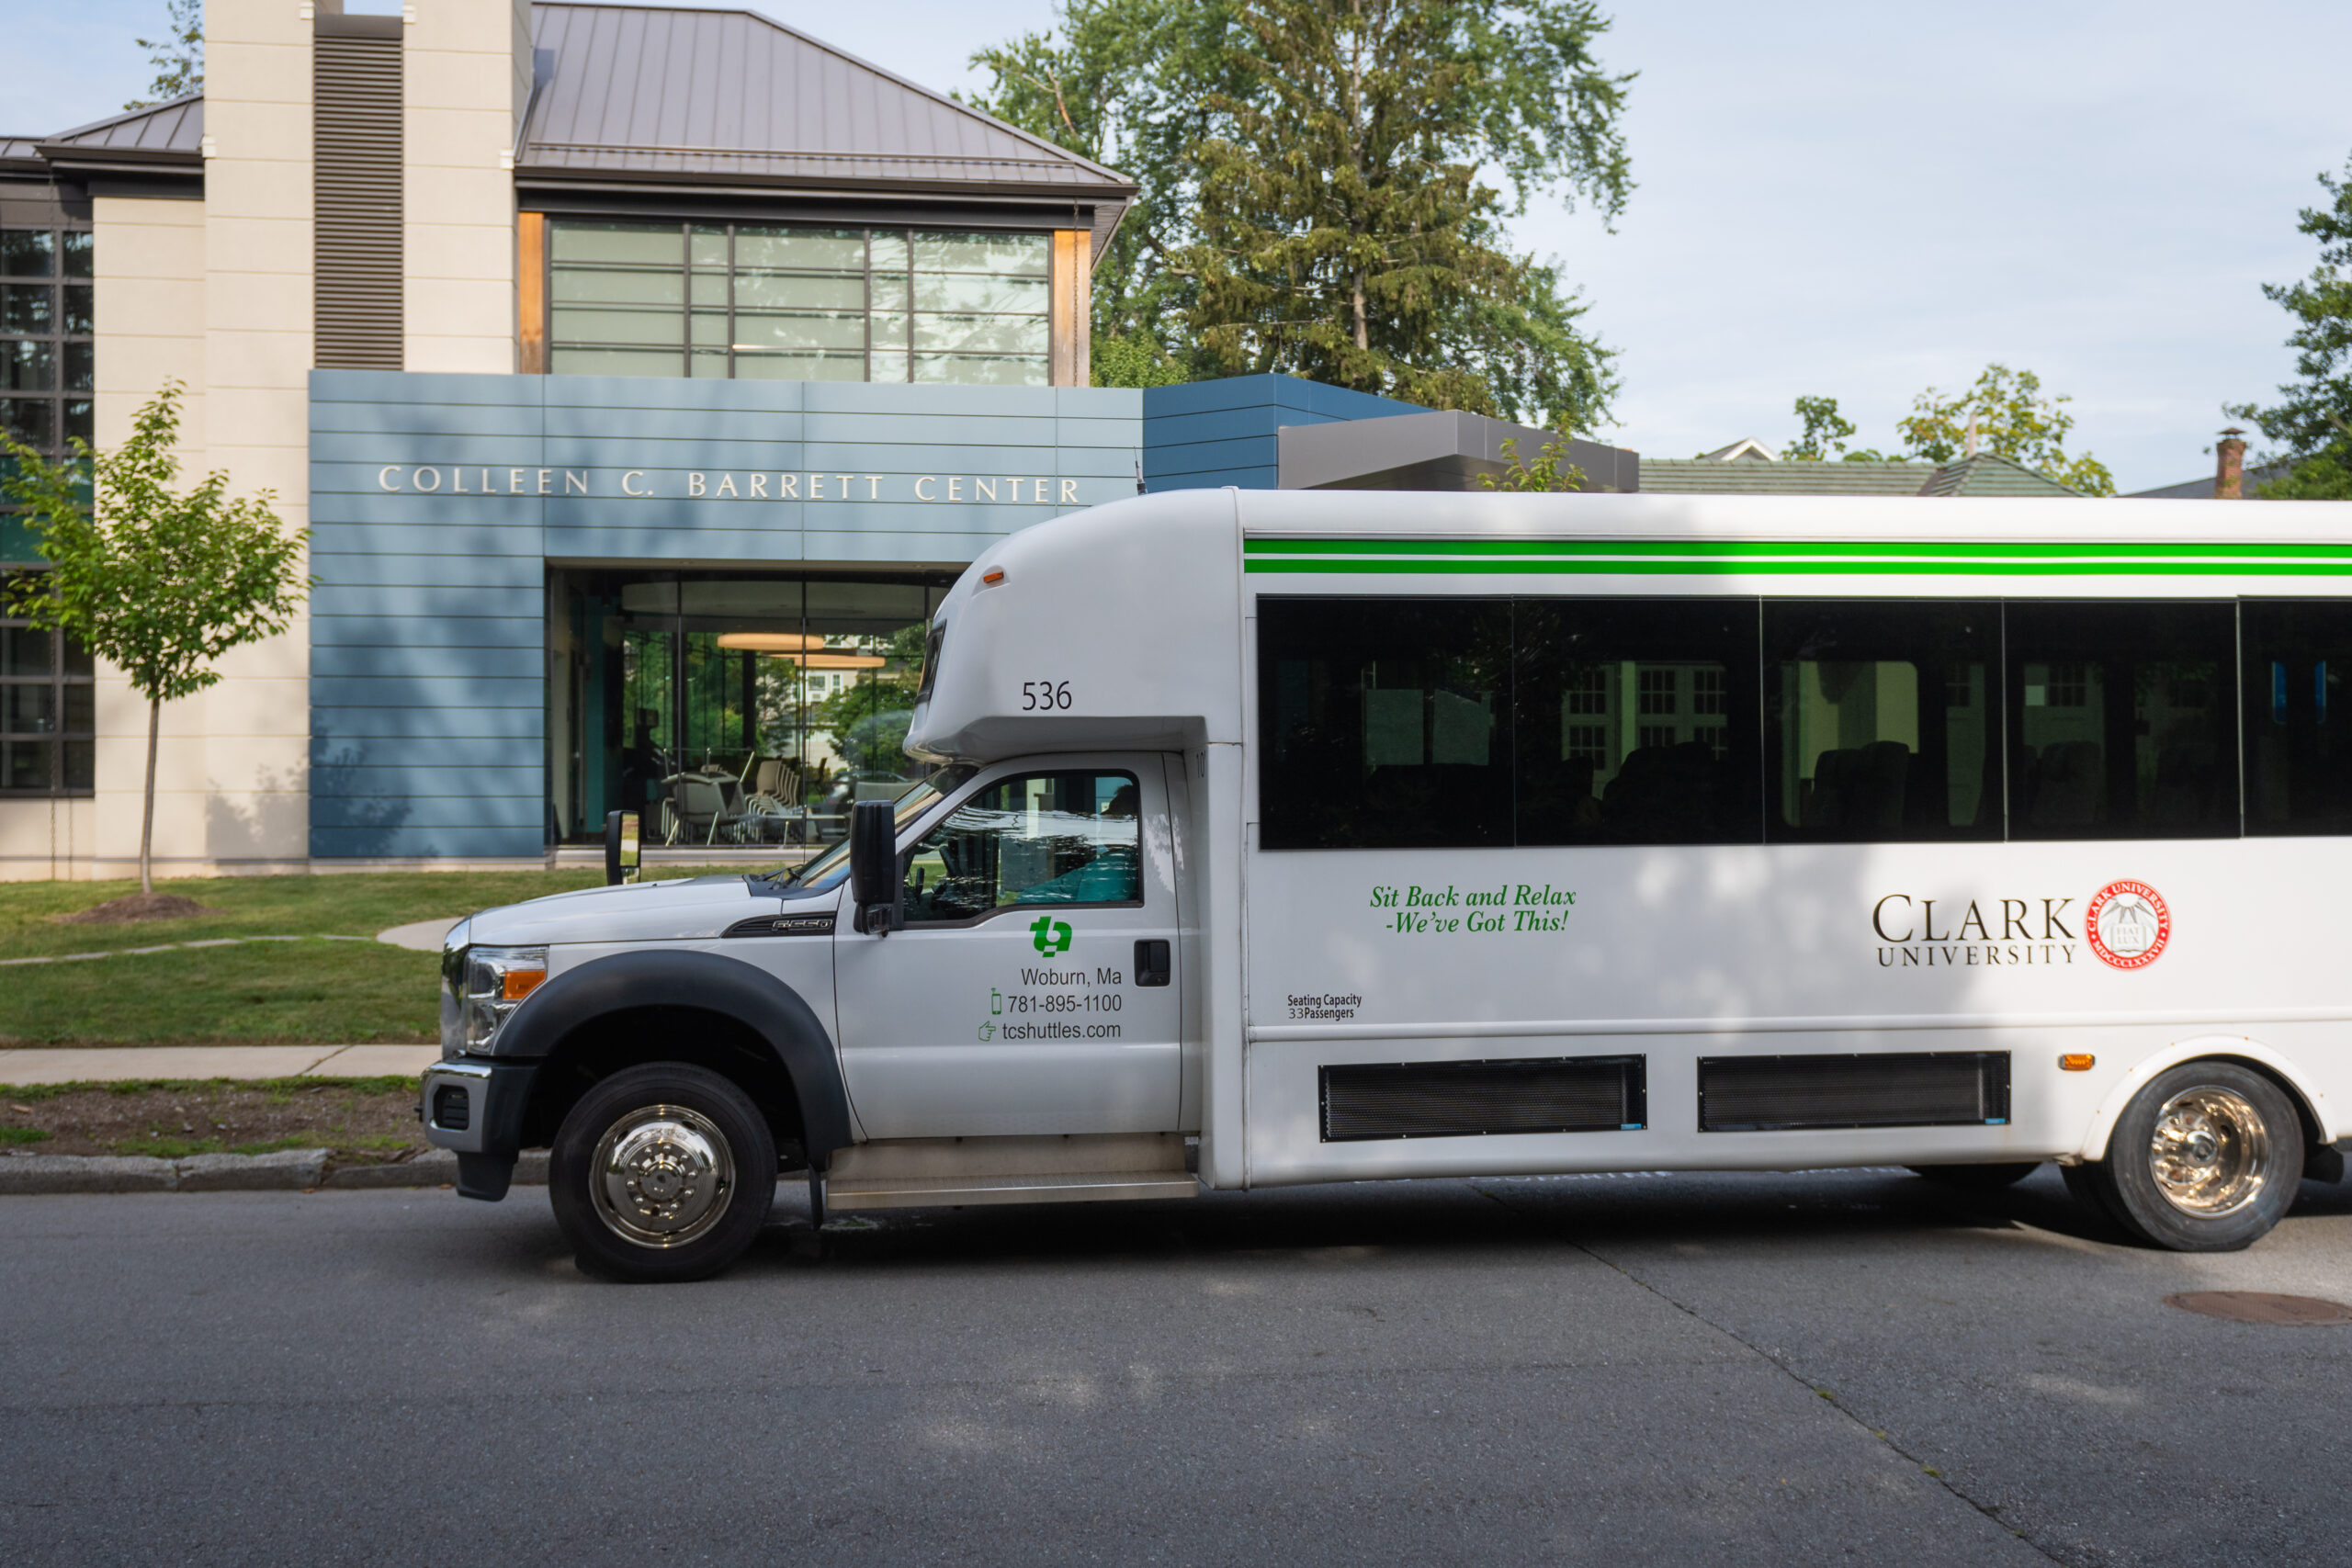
1030,916 -> 1074,954
1243,536 -> 2352,578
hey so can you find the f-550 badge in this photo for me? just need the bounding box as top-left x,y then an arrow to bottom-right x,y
1029,915 -> 1073,954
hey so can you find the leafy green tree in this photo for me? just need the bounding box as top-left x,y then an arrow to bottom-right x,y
1,382 -> 308,894
2229,153 -> 2352,501
128,0 -> 203,110
970,0 -> 1248,370
1896,364 -> 2115,496
1781,396 -> 1890,463
1476,425 -> 1587,492
1185,0 -> 1630,416
1091,330 -> 1193,389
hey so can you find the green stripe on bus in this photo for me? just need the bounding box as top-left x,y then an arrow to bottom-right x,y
1241,558 -> 2352,577
1242,536 -> 2352,562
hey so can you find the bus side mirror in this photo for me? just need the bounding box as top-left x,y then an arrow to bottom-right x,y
604,810 -> 639,886
850,799 -> 899,936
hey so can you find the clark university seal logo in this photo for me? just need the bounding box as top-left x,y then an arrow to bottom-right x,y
2086,880 -> 2170,970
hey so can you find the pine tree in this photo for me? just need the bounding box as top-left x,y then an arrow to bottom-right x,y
2231,153 -> 2352,500
1185,0 -> 1629,417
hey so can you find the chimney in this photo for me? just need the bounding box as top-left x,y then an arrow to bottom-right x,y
2216,427 -> 2247,500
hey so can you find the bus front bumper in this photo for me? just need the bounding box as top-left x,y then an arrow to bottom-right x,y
418,1059 -> 540,1201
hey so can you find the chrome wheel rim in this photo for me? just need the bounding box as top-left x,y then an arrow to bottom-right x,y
2148,1087 -> 2270,1217
590,1103 -> 735,1248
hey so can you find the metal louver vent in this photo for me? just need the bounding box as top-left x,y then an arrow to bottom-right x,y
1698,1052 -> 2010,1133
314,19 -> 401,369
1320,1056 -> 1645,1142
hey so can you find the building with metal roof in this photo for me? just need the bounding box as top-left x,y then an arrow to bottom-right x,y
0,0 -> 1157,878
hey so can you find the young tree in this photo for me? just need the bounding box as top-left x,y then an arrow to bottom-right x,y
1897,364 -> 2116,495
2229,152 -> 2352,501
1186,0 -> 1631,415
1,382 -> 308,896
127,0 -> 204,110
1476,426 -> 1587,492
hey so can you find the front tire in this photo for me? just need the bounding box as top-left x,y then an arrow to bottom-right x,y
2072,1062 -> 2303,1252
551,1062 -> 776,1282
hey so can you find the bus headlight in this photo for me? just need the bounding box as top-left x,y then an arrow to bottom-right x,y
454,945 -> 548,1054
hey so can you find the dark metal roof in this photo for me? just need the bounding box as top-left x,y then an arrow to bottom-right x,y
520,4 -> 1135,254
2128,462 -> 2291,500
35,95 -> 204,174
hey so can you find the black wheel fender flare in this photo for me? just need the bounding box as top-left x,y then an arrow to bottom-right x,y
499,948 -> 854,1166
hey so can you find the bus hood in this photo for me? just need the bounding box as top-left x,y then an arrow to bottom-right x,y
461,875 -> 786,947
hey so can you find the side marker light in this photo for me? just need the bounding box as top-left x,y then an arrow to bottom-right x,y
503,968 -> 548,1002
981,568 -> 1006,585
2059,1053 -> 2095,1072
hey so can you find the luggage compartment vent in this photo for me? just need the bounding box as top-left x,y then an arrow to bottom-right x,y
1319,1055 -> 1645,1143
1698,1052 -> 2009,1133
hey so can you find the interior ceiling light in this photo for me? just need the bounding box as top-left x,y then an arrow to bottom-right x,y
767,652 -> 889,670
716,631 -> 827,652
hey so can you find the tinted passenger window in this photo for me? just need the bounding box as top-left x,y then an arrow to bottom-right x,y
1515,599 -> 1762,844
1765,601 -> 1999,841
902,771 -> 1140,921
2006,601 -> 2237,840
2243,601 -> 2352,835
1260,599 -> 1512,849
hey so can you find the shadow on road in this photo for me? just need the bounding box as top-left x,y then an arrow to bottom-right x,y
399,1159 -> 2352,1287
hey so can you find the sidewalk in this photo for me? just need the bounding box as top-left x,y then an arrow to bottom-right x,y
0,1044 -> 441,1085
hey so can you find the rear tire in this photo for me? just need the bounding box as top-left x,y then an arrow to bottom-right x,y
1909,1161 -> 2041,1191
2071,1062 -> 2302,1253
550,1062 -> 776,1282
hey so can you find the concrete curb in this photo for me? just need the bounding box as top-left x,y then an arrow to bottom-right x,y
0,1148 -> 551,1195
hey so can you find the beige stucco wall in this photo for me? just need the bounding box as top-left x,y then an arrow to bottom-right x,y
175,0 -> 313,877
403,0 -> 527,372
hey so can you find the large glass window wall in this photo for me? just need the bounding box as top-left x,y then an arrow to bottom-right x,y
0,223 -> 93,459
3,219 -> 96,798
547,220 -> 1051,386
548,568 -> 952,848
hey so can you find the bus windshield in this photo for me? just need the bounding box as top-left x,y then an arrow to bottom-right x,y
771,766 -> 975,893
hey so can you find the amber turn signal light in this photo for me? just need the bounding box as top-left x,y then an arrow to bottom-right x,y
2059,1053 -> 2095,1072
981,567 -> 1006,585
502,968 -> 548,1002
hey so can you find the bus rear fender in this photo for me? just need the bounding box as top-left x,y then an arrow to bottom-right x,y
2070,1034 -> 2335,1167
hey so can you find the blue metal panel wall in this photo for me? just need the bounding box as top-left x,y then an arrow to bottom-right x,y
1141,374 -> 1422,491
309,370 -> 1142,859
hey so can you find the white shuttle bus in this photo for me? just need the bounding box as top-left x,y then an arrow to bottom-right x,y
423,490 -> 2352,1280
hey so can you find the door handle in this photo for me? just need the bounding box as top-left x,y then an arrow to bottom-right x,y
1135,939 -> 1171,987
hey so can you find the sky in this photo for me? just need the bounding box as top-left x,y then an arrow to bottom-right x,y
8,0 -> 2349,492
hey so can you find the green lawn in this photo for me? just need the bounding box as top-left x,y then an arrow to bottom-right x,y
0,867 -> 763,1044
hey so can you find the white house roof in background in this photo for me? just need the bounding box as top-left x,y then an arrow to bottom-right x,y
520,3 -> 1136,252
1698,437 -> 1780,462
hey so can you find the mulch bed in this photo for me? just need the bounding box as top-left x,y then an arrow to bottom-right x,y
53,893 -> 225,925
0,1079 -> 430,1165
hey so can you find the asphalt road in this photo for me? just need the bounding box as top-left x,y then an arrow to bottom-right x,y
2,1168 -> 2348,1566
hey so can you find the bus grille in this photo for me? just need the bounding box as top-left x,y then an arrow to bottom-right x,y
1698,1052 -> 2010,1133
1319,1055 -> 1645,1142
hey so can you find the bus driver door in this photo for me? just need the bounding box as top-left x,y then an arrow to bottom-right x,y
833,762 -> 1183,1139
